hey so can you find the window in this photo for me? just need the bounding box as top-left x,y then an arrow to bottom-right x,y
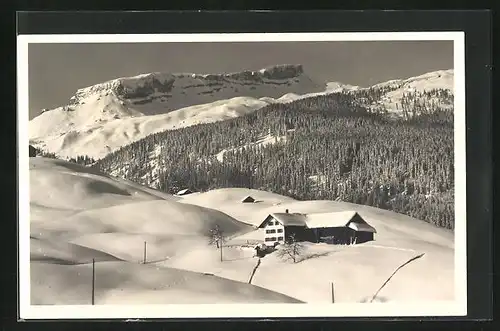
268,221 -> 274,226
266,229 -> 276,234
277,228 -> 283,233
265,237 -> 273,242
274,221 -> 280,225
270,237 -> 277,241
278,236 -> 284,241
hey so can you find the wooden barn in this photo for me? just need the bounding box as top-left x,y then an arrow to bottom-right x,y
257,210 -> 376,246
241,195 -> 256,203
305,211 -> 376,245
176,189 -> 193,196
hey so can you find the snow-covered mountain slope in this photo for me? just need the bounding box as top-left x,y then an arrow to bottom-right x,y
215,133 -> 287,163
173,188 -> 455,303
30,96 -> 273,160
29,158 -> 300,305
365,69 -> 454,116
326,81 -> 361,92
28,67 -> 453,160
271,82 -> 360,104
371,69 -> 453,92
29,64 -> 322,159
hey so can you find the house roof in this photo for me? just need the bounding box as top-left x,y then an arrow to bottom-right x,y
306,211 -> 376,233
305,211 -> 358,228
257,213 -> 307,228
241,195 -> 255,202
348,222 -> 377,233
257,210 -> 377,233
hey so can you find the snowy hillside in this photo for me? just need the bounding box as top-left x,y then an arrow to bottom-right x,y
30,96 -> 273,160
29,157 -> 304,304
175,188 -> 455,303
32,261 -> 303,305
28,158 -> 454,305
371,69 -> 454,92
326,81 -> 361,92
364,69 -> 454,116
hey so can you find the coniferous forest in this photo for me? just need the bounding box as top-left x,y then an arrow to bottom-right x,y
92,89 -> 455,230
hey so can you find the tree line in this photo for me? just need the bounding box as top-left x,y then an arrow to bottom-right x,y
93,89 -> 455,230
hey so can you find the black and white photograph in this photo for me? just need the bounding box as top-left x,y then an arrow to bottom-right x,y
17,31 -> 467,319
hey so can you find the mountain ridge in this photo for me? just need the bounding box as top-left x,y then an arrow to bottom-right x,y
41,64 -> 314,117
29,66 -> 454,160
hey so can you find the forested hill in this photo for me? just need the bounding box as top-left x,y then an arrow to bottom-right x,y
94,90 -> 454,230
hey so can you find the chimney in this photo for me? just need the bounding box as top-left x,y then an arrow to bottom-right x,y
285,209 -> 289,214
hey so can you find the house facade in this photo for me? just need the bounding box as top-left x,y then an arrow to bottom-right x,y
261,214 -> 287,245
259,211 -> 310,246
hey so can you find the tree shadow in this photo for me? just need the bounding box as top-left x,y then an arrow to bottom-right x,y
359,296 -> 390,303
296,251 -> 332,263
224,256 -> 254,262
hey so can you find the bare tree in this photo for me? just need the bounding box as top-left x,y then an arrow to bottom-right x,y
208,224 -> 226,261
276,233 -> 304,263
368,253 -> 425,303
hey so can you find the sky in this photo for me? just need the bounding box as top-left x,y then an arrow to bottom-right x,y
28,41 -> 453,119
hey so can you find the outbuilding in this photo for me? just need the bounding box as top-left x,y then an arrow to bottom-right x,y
241,195 -> 256,203
29,145 -> 37,157
176,189 -> 193,196
305,211 -> 376,245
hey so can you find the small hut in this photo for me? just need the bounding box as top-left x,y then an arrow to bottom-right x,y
241,195 -> 255,203
29,145 -> 37,157
176,189 -> 193,196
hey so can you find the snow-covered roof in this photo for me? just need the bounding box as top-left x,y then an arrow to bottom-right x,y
305,211 -> 377,233
241,195 -> 255,202
305,211 -> 357,228
257,211 -> 376,233
348,222 -> 377,233
269,213 -> 307,227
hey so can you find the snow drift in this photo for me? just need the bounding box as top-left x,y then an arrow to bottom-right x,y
32,261 -> 302,305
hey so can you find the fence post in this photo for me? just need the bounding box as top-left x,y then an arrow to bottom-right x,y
92,258 -> 95,305
143,241 -> 147,264
331,282 -> 335,303
220,241 -> 223,262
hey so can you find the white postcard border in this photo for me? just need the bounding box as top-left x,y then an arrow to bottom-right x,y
17,31 -> 467,319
